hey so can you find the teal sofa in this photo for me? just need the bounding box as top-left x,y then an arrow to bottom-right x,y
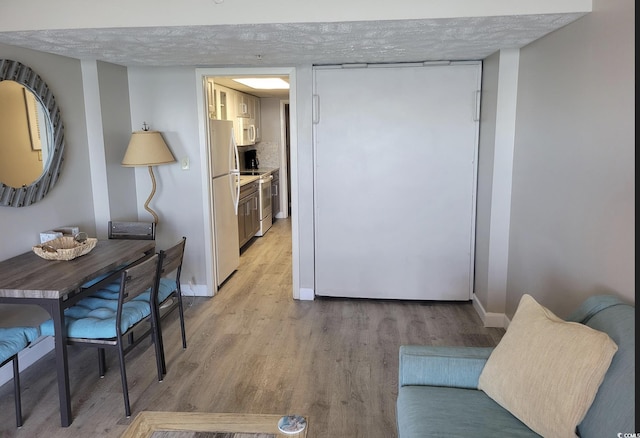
396,295 -> 635,437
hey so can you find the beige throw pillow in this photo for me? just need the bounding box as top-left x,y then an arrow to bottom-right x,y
478,294 -> 618,438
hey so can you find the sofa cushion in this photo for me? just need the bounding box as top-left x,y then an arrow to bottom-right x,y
399,345 -> 494,389
397,385 -> 541,438
574,299 -> 635,438
478,294 -> 618,438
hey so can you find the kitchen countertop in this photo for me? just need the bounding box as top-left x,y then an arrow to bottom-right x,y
240,167 -> 278,176
238,168 -> 279,186
238,174 -> 260,186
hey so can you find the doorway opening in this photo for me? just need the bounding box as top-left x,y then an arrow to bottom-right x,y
206,74 -> 291,219
195,67 -> 297,299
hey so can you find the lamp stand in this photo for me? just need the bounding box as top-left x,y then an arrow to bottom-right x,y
144,165 -> 160,224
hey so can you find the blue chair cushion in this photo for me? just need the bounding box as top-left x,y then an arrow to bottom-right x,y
76,296 -> 119,311
81,272 -> 113,289
91,282 -> 120,297
157,278 -> 177,303
89,278 -> 176,304
80,264 -> 128,289
0,327 -> 40,363
39,299 -> 151,339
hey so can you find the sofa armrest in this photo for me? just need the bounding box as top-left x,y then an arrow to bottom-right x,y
398,345 -> 494,390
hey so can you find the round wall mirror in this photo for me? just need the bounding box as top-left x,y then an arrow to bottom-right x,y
0,59 -> 65,207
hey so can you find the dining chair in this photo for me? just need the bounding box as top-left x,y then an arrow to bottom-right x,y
84,221 -> 166,368
90,237 -> 188,378
153,237 -> 188,377
39,254 -> 163,417
80,221 -> 156,291
0,326 -> 40,427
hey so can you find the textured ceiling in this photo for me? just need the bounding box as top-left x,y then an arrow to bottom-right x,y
0,13 -> 586,98
0,14 -> 585,68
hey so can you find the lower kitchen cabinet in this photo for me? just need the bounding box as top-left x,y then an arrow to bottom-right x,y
238,181 -> 260,248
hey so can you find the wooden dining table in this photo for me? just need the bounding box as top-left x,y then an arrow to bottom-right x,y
0,239 -> 155,427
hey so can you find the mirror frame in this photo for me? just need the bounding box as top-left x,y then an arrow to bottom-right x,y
0,59 -> 65,207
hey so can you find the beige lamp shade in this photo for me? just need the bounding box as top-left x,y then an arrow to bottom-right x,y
122,130 -> 176,166
122,129 -> 175,224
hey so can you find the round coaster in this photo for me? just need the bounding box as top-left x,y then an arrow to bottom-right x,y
277,415 -> 306,434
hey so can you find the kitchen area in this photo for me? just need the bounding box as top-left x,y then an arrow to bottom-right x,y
206,75 -> 289,289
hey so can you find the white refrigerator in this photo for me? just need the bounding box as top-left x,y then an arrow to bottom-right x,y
209,119 -> 240,288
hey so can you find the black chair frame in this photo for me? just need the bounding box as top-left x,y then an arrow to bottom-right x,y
1,352 -> 23,427
153,236 -> 187,377
66,254 -> 163,417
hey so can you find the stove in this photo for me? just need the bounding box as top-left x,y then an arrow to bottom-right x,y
255,173 -> 273,237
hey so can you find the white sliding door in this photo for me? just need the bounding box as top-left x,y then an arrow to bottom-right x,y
313,63 -> 481,300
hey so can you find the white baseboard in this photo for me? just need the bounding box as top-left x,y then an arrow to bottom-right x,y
472,294 -> 508,328
0,336 -> 54,387
181,283 -> 210,297
299,287 -> 315,301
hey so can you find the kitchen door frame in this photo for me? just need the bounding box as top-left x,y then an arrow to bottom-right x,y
194,66 -> 300,299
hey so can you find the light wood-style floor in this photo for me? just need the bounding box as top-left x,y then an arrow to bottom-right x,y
0,218 -> 504,438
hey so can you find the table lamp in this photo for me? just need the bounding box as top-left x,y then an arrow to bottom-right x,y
122,123 -> 176,223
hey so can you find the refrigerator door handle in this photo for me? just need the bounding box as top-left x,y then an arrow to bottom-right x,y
230,131 -> 240,214
233,172 -> 240,214
230,130 -> 240,174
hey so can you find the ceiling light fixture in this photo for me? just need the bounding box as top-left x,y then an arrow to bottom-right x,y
232,77 -> 289,90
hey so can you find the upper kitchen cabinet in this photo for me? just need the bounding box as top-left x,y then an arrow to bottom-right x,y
206,80 -> 233,121
236,116 -> 256,146
207,80 -> 261,146
237,92 -> 251,118
252,96 -> 261,142
206,78 -> 217,119
234,91 -> 260,146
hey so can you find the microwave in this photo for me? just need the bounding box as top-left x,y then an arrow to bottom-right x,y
236,117 -> 256,146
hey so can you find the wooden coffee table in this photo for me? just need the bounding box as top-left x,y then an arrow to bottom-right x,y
121,412 -> 308,438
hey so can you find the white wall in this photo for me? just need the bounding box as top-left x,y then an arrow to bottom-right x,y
82,60 -> 140,239
127,66 -> 313,298
474,49 -> 519,326
255,97 -> 289,219
127,67 -> 207,294
475,53 -> 499,313
291,66 -> 315,299
504,0 -> 635,318
97,61 -> 138,225
0,44 -> 96,260
255,97 -> 284,169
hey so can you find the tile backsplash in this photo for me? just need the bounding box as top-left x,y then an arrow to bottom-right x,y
255,141 -> 280,168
